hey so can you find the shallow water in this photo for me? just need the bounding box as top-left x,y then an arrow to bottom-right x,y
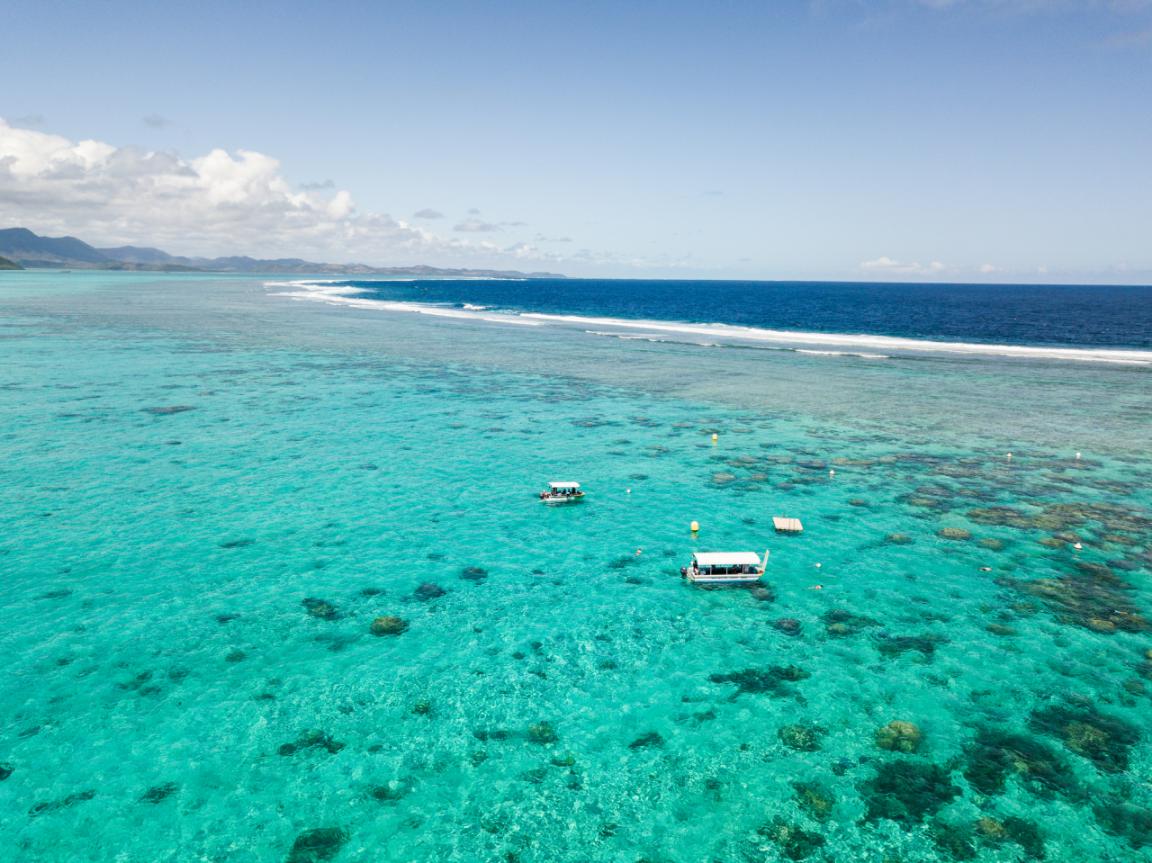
1,271 -> 1150,862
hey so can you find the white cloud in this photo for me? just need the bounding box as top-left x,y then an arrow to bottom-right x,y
0,118 -> 549,267
979,263 -> 1000,273
453,217 -> 501,233
859,255 -> 946,275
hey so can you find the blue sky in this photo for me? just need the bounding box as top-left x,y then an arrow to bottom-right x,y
1,0 -> 1150,280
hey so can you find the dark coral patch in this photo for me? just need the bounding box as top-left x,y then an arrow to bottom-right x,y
709,665 -> 810,696
527,721 -> 559,745
369,780 -> 411,803
874,633 -> 946,660
749,584 -> 776,603
967,506 -> 1035,529
756,820 -> 826,860
792,781 -> 834,822
1004,560 -> 1149,633
861,759 -> 960,824
118,670 -> 157,694
143,405 -> 196,415
460,566 -> 488,582
413,582 -> 447,601
962,727 -> 1078,800
972,817 -> 1047,860
139,782 -> 179,803
607,555 -> 639,570
1029,702 -> 1140,773
823,608 -> 880,637
938,528 -> 972,541
773,617 -> 803,636
286,827 -> 347,863
629,731 -> 665,749
778,723 -> 824,752
29,789 -> 96,817
1094,799 -> 1152,850
1003,817 -> 1046,860
370,616 -> 408,636
472,729 -> 510,744
302,598 -> 341,620
278,730 -> 345,757
930,820 -> 976,861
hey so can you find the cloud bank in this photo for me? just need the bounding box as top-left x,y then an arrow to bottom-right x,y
859,255 -> 947,276
0,118 -> 550,267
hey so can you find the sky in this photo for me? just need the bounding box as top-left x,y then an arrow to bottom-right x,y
1,0 -> 1150,281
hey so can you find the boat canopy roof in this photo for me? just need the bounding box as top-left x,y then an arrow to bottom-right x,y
548,481 -> 581,488
693,551 -> 762,566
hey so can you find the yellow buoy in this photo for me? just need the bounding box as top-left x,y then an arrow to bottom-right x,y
711,433 -> 718,443
690,520 -> 700,533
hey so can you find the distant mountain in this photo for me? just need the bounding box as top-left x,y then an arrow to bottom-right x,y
96,245 -> 177,265
0,227 -> 113,266
0,227 -> 564,279
0,254 -> 23,270
0,229 -> 198,271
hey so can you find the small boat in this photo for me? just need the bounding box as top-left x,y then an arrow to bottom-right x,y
681,550 -> 768,584
540,481 -> 584,504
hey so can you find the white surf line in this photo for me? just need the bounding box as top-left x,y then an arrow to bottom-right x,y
525,313 -> 1152,366
267,280 -> 542,326
796,349 -> 890,359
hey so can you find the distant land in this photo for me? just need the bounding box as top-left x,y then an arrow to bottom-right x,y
0,254 -> 23,270
0,228 -> 564,279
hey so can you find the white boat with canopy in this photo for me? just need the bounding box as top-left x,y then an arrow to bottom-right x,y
681,550 -> 768,584
540,481 -> 585,504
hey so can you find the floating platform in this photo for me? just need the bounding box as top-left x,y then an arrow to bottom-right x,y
773,517 -> 803,533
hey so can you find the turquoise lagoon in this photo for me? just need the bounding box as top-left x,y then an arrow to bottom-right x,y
1,271 -> 1151,862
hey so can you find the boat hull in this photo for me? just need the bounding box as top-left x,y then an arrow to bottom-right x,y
683,571 -> 764,584
541,493 -> 585,504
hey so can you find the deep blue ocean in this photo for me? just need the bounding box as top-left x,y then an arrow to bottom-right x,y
335,279 -> 1152,349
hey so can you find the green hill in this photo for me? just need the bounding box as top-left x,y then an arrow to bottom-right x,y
0,226 -> 565,277
0,254 -> 24,270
